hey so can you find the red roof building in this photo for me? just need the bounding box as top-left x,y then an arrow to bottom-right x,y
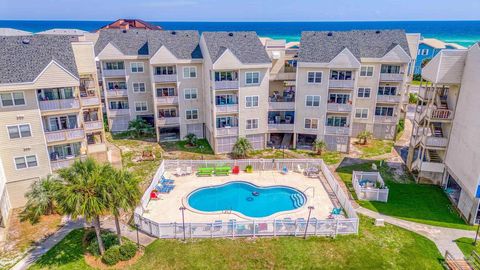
97,19 -> 162,31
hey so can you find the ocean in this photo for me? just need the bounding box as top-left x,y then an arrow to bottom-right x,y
1,20 -> 479,47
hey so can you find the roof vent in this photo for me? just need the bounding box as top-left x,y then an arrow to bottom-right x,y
171,31 -> 176,35
327,32 -> 333,37
22,39 -> 30,44
376,30 -> 381,34
122,29 -> 127,33
228,33 -> 234,37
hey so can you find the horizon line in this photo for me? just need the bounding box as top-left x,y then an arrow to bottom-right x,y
1,19 -> 480,23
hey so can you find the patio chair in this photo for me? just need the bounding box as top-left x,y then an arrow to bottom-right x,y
186,167 -> 193,175
280,165 -> 289,175
197,167 -> 214,177
295,164 -> 304,174
214,166 -> 231,176
174,167 -> 186,177
213,220 -> 223,231
331,207 -> 342,215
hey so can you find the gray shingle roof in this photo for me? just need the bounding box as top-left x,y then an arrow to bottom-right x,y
0,35 -> 79,84
202,31 -> 271,64
299,30 -> 411,63
94,29 -> 202,59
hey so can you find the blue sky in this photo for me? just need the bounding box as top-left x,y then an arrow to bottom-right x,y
1,0 -> 479,21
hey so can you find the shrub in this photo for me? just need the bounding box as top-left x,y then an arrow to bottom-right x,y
102,245 -> 121,266
409,93 -> 418,104
397,119 -> 405,135
86,231 -> 120,256
119,242 -> 138,261
232,137 -> 253,159
184,133 -> 198,147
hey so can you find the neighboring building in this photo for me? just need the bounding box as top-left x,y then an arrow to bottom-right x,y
36,28 -> 89,36
413,38 -> 466,75
97,19 -> 162,31
0,35 -> 107,225
295,30 -> 412,151
407,43 -> 480,224
0,28 -> 32,36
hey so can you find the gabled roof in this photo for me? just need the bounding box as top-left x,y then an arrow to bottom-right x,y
0,28 -> 32,36
94,29 -> 202,59
202,31 -> 271,64
0,35 -> 79,84
421,38 -> 466,50
299,30 -> 411,63
97,19 -> 162,31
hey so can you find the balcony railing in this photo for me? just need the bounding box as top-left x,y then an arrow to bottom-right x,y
268,123 -> 295,131
376,95 -> 402,103
329,79 -> 355,89
39,99 -> 80,111
284,66 -> 296,73
418,87 -> 435,100
45,129 -> 85,143
216,127 -> 239,136
374,115 -> 397,123
103,69 -> 126,77
412,159 -> 445,173
268,101 -> 295,110
50,155 -> 86,171
325,126 -> 350,135
380,73 -> 404,82
216,104 -> 239,113
423,136 -> 449,148
154,74 -> 177,83
215,80 -> 239,90
81,96 -> 101,106
327,103 -> 352,113
84,121 -> 103,131
157,117 -> 180,126
156,96 -> 179,105
429,109 -> 454,120
109,109 -> 130,117
106,89 -> 128,97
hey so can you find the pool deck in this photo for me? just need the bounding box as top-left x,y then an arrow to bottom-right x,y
142,170 -> 336,223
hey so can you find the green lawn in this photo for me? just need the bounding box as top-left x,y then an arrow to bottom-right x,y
161,139 -> 214,155
355,139 -> 394,158
30,217 -> 444,270
336,162 -> 474,230
455,237 -> 480,256
291,149 -> 344,165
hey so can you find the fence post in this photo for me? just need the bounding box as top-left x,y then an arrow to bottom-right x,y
273,219 -> 276,237
190,223 -> 192,239
210,223 -> 213,238
253,220 -> 256,237
314,219 -> 318,236
174,222 -> 177,239
232,222 -> 235,239
335,219 -> 340,237
294,220 -> 297,237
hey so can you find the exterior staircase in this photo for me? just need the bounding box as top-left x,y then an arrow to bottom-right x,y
432,123 -> 444,137
427,150 -> 442,163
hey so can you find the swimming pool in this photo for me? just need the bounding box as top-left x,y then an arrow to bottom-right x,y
187,181 -> 306,218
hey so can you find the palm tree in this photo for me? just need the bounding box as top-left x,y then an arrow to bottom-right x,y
184,133 -> 198,147
232,137 -> 253,159
357,131 -> 373,145
20,175 -> 62,224
128,119 -> 152,138
105,166 -> 141,244
56,158 -> 110,255
313,139 -> 327,155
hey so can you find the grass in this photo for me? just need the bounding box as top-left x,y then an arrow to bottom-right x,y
161,139 -> 214,155
291,149 -> 344,165
355,139 -> 394,158
336,162 -> 474,230
455,237 -> 480,256
410,80 -> 422,86
30,216 -> 444,270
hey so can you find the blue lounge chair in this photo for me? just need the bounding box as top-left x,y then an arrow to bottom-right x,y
281,165 -> 288,175
331,208 -> 342,215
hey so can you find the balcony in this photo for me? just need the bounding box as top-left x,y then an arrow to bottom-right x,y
88,143 -> 107,153
325,126 -> 350,135
156,96 -> 179,105
380,73 -> 404,82
429,109 -> 454,121
270,72 -> 296,81
412,159 -> 445,173
268,101 -> 295,110
50,155 -> 86,171
157,117 -> 180,126
45,129 -> 85,143
103,69 -> 126,77
327,103 -> 352,113
374,115 -> 397,123
106,89 -> 128,98
216,127 -> 239,136
84,121 -> 104,131
329,80 -> 355,89
422,136 -> 449,148
376,95 -> 402,103
81,96 -> 101,106
109,109 -> 130,117
418,87 -> 435,100
154,74 -> 177,83
39,99 -> 80,112
216,104 -> 239,114
215,80 -> 239,90
268,123 -> 294,131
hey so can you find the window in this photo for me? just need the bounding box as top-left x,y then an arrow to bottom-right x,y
155,66 -> 176,75
419,49 -> 429,56
105,62 -> 124,70
304,118 -> 319,129
186,109 -> 199,120
245,96 -> 259,108
156,88 -> 175,97
375,107 -> 395,116
109,100 -> 129,110
326,116 -> 348,127
14,155 -> 38,169
329,93 -> 349,104
48,115 -> 78,131
307,72 -> 322,83
1,92 -> 25,107
38,88 -> 73,101
183,67 -> 197,78
132,82 -> 146,93
380,65 -> 401,74
184,88 -> 198,100
216,116 -> 237,128
378,86 -> 397,96
107,81 -> 127,90
355,108 -> 369,119
360,66 -> 374,77
330,70 -> 353,80
215,71 -> 237,81
246,119 -> 258,130
216,94 -> 237,105
158,108 -> 177,118
130,62 -> 144,73
306,95 -> 320,107
135,102 -> 148,112
357,88 -> 371,98
245,72 -> 260,85
7,124 -> 31,139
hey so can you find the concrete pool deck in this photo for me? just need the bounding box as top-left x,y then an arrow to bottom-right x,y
142,170 -> 336,223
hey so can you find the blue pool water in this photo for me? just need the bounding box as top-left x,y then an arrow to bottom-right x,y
187,181 -> 306,218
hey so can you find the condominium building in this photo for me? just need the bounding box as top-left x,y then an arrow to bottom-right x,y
0,35 -> 106,225
407,43 -> 480,224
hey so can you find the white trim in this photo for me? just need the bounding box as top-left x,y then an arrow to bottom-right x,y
13,154 -> 39,170
354,108 -> 369,119
132,82 -> 146,93
130,62 -> 145,73
305,95 -> 321,107
357,87 -> 372,99
306,71 -> 323,84
182,66 -> 198,79
304,118 -> 319,130
246,118 -> 259,130
245,95 -> 259,108
6,123 -> 33,139
245,71 -> 260,85
134,101 -> 148,112
184,88 -> 198,100
359,66 -> 375,77
185,109 -> 199,120
0,91 -> 27,108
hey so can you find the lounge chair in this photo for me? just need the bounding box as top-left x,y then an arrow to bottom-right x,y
174,167 -> 186,177
186,167 -> 192,175
331,208 -> 342,215
160,178 -> 174,185
280,165 -> 289,175
197,167 -> 214,177
214,166 -> 231,176
295,165 -> 304,174
213,220 -> 223,231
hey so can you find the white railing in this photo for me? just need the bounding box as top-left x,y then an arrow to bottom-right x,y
329,80 -> 355,89
268,123 -> 295,131
84,121 -> 103,131
216,104 -> 239,113
39,99 -> 80,111
87,143 -> 107,153
429,109 -> 454,120
418,87 -> 434,100
216,127 -> 239,136
215,80 -> 239,90
109,109 -> 130,117
50,155 -> 86,171
325,126 -> 350,135
156,96 -> 179,105
376,95 -> 401,103
103,69 -> 126,77
106,89 -> 128,97
157,117 -> 180,126
154,74 -> 177,83
81,96 -> 100,106
374,115 -> 397,123
379,73 -> 404,82
268,101 -> 295,110
352,171 -> 388,202
327,103 -> 352,112
423,136 -> 449,148
134,159 -> 359,238
44,129 -> 85,143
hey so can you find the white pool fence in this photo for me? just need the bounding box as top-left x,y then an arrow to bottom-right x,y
134,159 -> 359,238
352,171 -> 389,202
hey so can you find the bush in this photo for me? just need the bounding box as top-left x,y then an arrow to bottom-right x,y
397,119 -> 405,135
86,231 -> 120,256
119,242 -> 138,261
102,245 -> 121,266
